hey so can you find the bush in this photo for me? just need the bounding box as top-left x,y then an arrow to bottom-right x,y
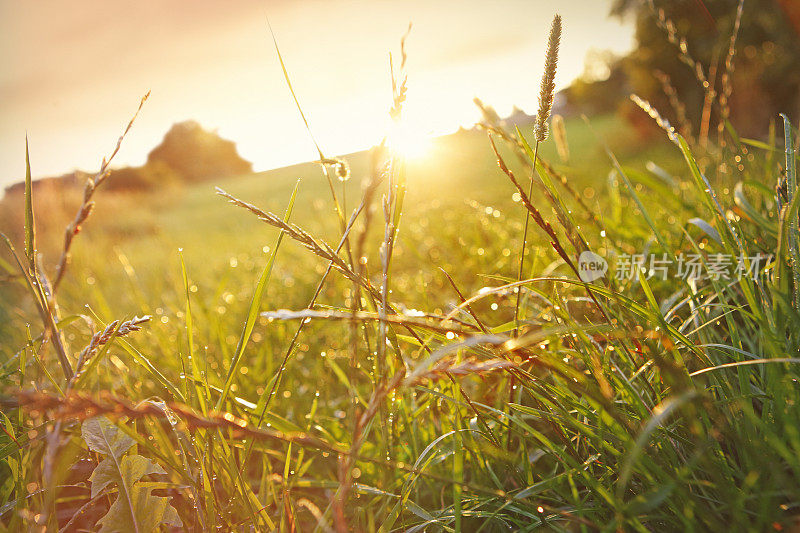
146,120 -> 253,183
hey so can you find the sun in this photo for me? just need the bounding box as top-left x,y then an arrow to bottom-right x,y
387,120 -> 432,160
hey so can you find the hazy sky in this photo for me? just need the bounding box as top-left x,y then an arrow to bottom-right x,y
0,1 -> 634,186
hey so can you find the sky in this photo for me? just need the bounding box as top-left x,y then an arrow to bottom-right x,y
0,0 -> 634,186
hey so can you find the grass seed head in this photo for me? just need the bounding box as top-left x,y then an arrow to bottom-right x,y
535,14 -> 561,142
630,94 -> 680,145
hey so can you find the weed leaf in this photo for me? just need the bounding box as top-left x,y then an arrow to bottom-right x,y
82,417 -> 182,532
81,416 -> 135,459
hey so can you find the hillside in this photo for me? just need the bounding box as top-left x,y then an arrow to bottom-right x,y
0,113 -> 679,344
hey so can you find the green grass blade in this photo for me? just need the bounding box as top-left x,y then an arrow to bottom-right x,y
180,251 -> 209,413
215,180 -> 299,410
23,137 -> 35,271
781,115 -> 800,311
616,390 -> 699,496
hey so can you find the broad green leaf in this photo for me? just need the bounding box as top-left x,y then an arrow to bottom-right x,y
82,417 -> 183,533
96,476 -> 182,533
1,413 -> 15,442
82,417 -> 135,460
90,454 -> 166,498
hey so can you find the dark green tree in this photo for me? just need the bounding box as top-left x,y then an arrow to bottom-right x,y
609,0 -> 800,137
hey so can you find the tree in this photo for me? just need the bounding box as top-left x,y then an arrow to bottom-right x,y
146,121 -> 252,183
610,0 -> 800,137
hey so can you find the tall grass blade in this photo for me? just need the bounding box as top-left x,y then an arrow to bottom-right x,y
23,137 -> 35,271
180,252 -> 209,413
215,180 -> 299,410
781,114 -> 800,310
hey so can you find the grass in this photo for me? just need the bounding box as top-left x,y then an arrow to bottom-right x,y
1,12 -> 800,531
0,114 -> 677,326
0,113 -> 669,346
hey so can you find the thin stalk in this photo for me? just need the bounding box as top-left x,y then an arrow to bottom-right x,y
514,139 -> 541,336
782,115 -> 800,310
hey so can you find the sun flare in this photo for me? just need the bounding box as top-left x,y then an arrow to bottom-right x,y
387,121 -> 433,160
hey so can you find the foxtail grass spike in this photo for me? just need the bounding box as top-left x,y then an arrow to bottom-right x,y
535,14 -> 561,142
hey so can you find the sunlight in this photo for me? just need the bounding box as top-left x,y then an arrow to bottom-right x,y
387,119 -> 433,160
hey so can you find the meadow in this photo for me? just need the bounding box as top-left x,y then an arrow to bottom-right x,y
0,114 -> 678,342
1,10 -> 800,533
